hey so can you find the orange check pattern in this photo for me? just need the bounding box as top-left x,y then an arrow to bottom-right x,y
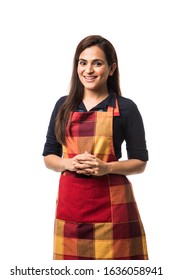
54,101 -> 148,260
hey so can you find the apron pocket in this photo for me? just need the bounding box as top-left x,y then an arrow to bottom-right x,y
56,174 -> 112,223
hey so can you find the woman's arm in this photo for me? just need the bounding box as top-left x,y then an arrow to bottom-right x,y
74,156 -> 147,176
106,159 -> 147,175
44,155 -> 74,173
44,153 -> 147,176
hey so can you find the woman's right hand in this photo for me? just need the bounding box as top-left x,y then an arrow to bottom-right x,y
44,152 -> 95,173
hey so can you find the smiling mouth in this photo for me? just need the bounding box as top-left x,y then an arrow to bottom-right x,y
84,76 -> 97,81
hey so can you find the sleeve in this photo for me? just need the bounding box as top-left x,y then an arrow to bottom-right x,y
42,96 -> 66,157
123,101 -> 149,161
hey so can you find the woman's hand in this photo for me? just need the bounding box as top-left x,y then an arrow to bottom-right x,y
73,152 -> 108,176
64,153 -> 95,173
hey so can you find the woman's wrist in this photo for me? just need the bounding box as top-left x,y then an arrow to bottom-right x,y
106,161 -> 117,174
61,158 -> 71,172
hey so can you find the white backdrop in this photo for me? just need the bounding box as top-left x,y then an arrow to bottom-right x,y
1,0 -> 172,279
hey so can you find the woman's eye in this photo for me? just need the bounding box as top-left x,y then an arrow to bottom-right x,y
94,61 -> 102,66
79,61 -> 86,66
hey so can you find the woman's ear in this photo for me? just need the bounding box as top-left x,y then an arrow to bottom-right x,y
109,63 -> 117,76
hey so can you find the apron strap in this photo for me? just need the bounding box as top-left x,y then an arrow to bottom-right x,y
107,99 -> 120,116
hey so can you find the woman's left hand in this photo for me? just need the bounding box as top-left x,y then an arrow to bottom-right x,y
74,152 -> 108,176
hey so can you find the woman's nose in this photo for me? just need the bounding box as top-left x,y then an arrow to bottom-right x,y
85,64 -> 94,73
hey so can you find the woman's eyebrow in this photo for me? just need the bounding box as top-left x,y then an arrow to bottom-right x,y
78,58 -> 104,62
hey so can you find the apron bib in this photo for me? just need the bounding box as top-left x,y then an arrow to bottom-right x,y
53,101 -> 148,260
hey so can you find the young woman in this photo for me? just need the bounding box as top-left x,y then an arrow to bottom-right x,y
43,35 -> 149,260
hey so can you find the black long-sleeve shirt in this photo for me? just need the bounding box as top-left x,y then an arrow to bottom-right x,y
42,91 -> 148,161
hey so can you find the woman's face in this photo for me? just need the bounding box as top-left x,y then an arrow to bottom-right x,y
77,45 -> 115,92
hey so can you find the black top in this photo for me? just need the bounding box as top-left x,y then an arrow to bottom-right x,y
42,91 -> 148,161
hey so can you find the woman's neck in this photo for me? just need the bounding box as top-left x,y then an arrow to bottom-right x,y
83,89 -> 109,111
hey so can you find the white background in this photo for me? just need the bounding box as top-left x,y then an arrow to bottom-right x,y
0,0 -> 173,279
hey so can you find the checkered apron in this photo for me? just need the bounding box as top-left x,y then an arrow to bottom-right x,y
53,101 -> 148,260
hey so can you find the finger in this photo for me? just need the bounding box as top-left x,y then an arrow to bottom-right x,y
74,163 -> 94,170
77,160 -> 97,166
76,168 -> 94,174
75,154 -> 95,161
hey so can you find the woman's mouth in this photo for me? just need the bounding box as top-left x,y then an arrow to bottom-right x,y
84,76 -> 97,82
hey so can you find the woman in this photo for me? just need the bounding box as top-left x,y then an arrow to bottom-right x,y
43,35 -> 149,260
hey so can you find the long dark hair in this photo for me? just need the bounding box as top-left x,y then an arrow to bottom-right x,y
55,35 -> 122,145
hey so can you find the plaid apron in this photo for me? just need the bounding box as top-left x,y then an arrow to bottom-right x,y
53,100 -> 148,260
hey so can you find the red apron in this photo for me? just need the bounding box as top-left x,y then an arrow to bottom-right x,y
53,101 -> 148,260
